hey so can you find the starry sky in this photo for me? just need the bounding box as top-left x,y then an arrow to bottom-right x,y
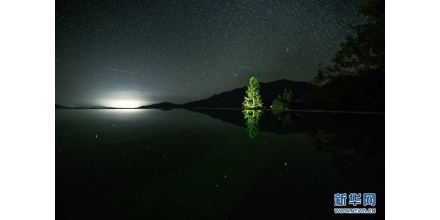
56,0 -> 365,108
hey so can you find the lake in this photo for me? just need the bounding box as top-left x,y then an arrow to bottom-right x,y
56,109 -> 385,219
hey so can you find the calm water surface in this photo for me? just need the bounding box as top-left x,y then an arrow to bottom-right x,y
56,109 -> 384,219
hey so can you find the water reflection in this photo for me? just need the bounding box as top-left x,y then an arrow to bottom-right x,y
56,109 -> 384,219
271,102 -> 303,127
196,109 -> 384,202
273,112 -> 295,127
304,114 -> 385,192
242,110 -> 263,138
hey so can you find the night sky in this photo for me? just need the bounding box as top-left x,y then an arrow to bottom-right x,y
56,0 -> 364,108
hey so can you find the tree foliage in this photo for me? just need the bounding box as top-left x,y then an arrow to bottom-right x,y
271,99 -> 287,115
304,0 -> 385,111
282,89 -> 293,103
271,89 -> 293,115
242,77 -> 263,109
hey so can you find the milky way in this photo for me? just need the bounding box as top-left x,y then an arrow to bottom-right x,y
56,0 -> 365,107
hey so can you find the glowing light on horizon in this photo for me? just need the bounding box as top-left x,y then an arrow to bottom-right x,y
106,100 -> 145,108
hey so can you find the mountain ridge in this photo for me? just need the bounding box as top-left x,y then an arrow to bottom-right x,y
139,79 -> 312,109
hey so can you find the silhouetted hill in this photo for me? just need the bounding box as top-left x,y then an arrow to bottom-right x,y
139,80 -> 311,109
139,102 -> 181,109
89,106 -> 117,109
182,79 -> 311,108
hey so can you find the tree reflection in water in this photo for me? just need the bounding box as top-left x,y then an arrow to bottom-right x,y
243,110 -> 263,138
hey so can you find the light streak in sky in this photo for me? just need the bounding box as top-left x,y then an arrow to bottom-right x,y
105,67 -> 139,75
239,66 -> 252,70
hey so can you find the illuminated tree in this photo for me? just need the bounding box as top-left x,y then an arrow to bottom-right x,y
242,77 -> 263,109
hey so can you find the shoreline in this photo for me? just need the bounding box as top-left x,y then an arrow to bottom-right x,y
55,108 -> 385,114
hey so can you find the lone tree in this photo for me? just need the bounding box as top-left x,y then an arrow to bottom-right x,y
242,77 -> 263,109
